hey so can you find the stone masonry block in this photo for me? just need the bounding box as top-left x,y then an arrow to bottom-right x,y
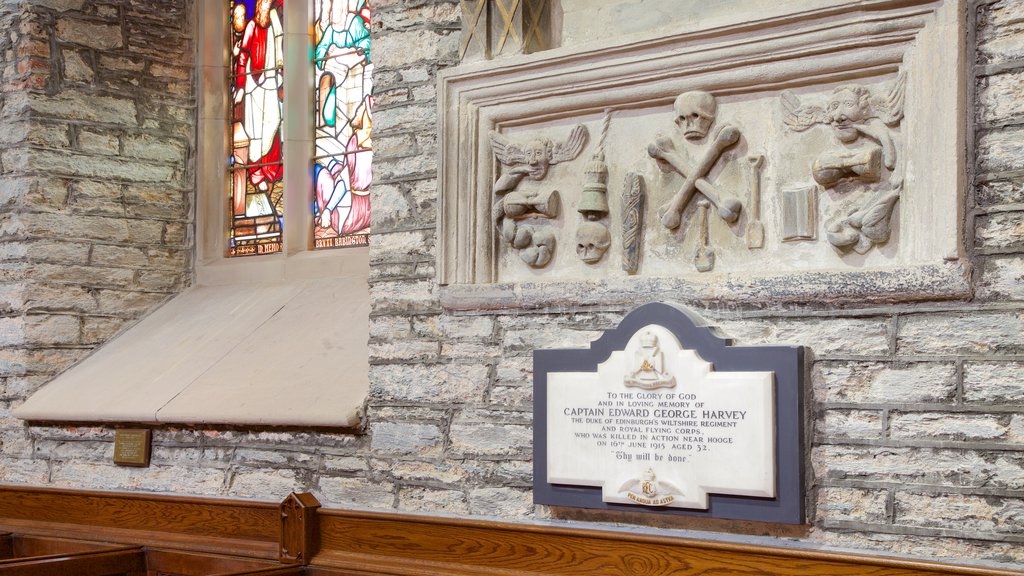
489,385 -> 532,407
978,127 -> 1024,174
976,179 -> 1024,208
56,20 -> 123,50
977,256 -> 1024,301
817,486 -> 889,524
817,410 -> 883,439
23,314 -> 80,346
369,422 -> 442,456
369,339 -> 440,362
375,4 -> 461,31
716,317 -> 890,356
813,361 -> 957,403
494,356 -> 532,388
898,312 -> 1024,355
820,531 -> 1024,565
79,130 -> 120,156
895,492 -> 1024,535
387,460 -> 468,484
318,476 -> 395,509
370,230 -> 434,263
976,212 -> 1024,250
321,455 -> 367,475
978,69 -> 1024,124
889,412 -> 1011,442
413,315 -> 494,340
964,362 -> 1024,403
62,49 -> 94,83
374,29 -> 453,69
978,0 -> 1024,66
369,280 -> 439,315
228,467 -> 312,499
468,487 -> 534,518
398,487 -> 469,514
231,449 -> 318,469
0,318 -> 26,347
374,103 -> 436,133
369,316 -> 413,339
26,92 -> 137,125
812,445 -> 1024,489
0,458 -> 49,484
369,363 -> 489,403
448,422 -> 531,458
122,134 -> 186,163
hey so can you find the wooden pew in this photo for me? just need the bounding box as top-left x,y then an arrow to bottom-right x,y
0,546 -> 145,576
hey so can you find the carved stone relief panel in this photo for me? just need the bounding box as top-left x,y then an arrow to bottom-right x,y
440,0 -> 967,307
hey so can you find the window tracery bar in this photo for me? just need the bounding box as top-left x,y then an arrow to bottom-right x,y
228,0 -> 286,257
312,0 -> 373,250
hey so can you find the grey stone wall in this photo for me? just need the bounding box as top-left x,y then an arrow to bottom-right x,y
0,0 -> 193,479
1,0 -> 1023,569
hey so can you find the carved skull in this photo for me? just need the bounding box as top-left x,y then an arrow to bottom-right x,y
675,91 -> 716,142
674,91 -> 717,141
575,221 -> 611,264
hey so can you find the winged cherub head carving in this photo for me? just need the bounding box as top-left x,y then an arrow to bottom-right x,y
827,85 -> 872,143
489,125 -> 588,183
780,71 -> 906,173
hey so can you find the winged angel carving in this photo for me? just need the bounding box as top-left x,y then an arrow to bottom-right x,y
488,125 -> 588,267
780,72 -> 907,253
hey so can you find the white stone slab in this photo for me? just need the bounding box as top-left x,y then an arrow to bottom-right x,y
547,324 -> 775,509
15,275 -> 368,427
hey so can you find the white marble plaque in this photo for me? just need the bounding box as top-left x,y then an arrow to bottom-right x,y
547,324 -> 775,509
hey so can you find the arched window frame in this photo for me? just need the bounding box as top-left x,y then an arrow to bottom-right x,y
196,0 -> 369,284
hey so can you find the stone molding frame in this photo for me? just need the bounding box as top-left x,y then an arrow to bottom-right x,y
437,0 -> 968,310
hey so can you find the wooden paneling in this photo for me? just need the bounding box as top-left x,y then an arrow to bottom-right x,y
313,509 -> 1024,576
0,487 -> 278,559
10,535 -> 126,558
0,548 -> 145,576
143,549 -> 279,576
0,486 -> 1020,576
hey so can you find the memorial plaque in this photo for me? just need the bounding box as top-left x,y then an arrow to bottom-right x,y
113,428 -> 151,467
534,302 -> 805,524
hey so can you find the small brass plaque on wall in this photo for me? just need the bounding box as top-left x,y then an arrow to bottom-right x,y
113,429 -> 151,467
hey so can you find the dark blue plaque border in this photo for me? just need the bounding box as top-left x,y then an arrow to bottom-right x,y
533,302 -> 806,524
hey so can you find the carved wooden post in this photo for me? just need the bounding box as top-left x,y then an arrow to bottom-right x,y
279,492 -> 320,565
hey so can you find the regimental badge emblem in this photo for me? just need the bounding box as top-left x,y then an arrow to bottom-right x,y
619,468 -> 682,506
624,331 -> 676,390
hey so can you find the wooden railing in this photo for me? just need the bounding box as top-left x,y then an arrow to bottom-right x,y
0,486 -> 1019,576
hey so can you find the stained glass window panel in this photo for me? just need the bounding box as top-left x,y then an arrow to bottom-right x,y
313,0 -> 372,249
228,0 -> 285,257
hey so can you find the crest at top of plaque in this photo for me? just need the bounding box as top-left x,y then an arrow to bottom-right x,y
625,330 -> 676,390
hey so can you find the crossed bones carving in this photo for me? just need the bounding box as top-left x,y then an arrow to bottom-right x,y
647,91 -> 742,230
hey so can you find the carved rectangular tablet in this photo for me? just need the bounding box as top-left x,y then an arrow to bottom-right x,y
439,0 -> 967,309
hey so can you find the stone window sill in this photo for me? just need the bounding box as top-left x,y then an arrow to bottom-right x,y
14,250 -> 369,428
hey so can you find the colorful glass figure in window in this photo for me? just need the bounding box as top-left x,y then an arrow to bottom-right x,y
313,0 -> 372,249
229,0 -> 285,256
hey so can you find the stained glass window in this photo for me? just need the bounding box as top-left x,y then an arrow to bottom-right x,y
312,0 -> 373,249
228,0 -> 285,257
